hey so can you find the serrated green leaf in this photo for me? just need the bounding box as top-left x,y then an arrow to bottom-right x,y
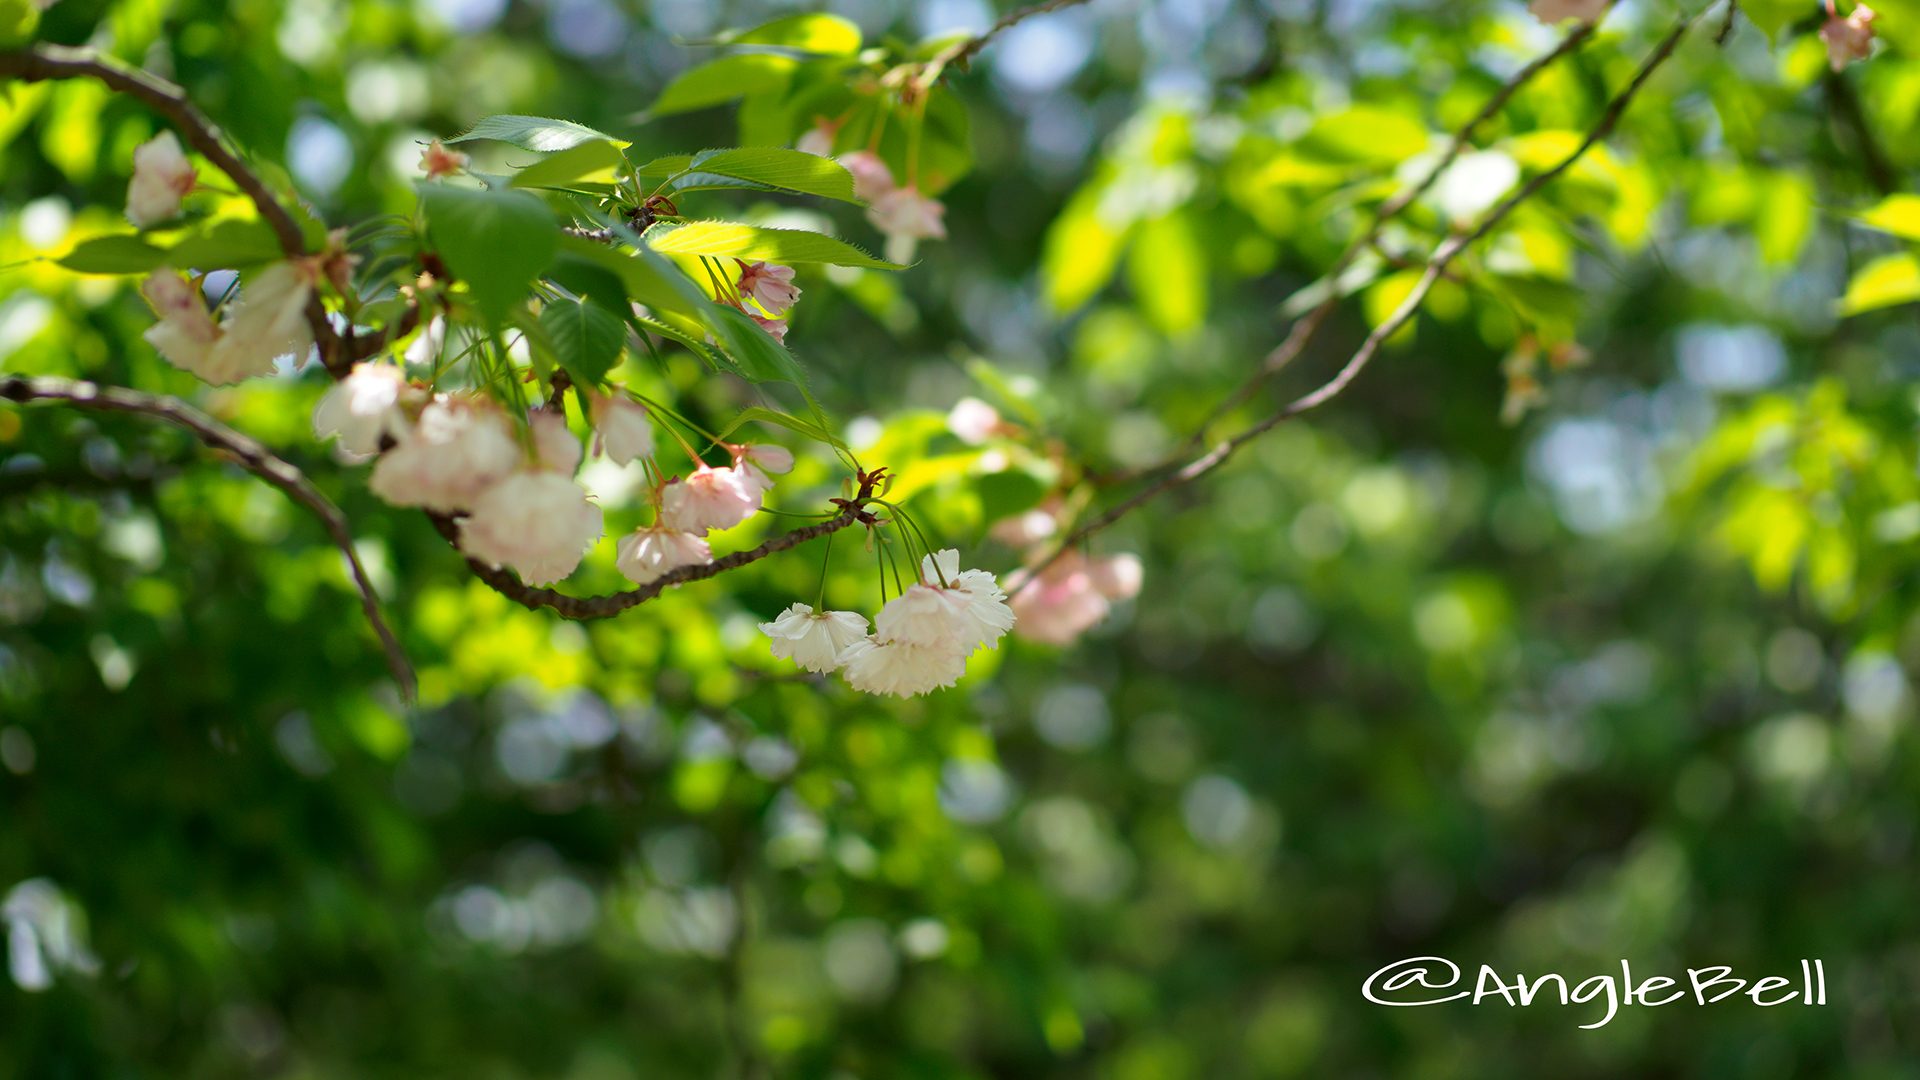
448,114 -> 626,152
421,184 -> 557,323
539,296 -> 626,387
510,140 -> 626,189
649,54 -> 797,117
678,147 -> 860,203
648,221 -> 899,269
55,234 -> 166,274
705,303 -> 806,385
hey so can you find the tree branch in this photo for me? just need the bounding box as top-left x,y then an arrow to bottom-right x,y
1179,9 -> 1607,458
425,501 -> 872,621
925,0 -> 1096,81
0,375 -> 416,702
1029,12 -> 1699,579
0,45 -> 345,373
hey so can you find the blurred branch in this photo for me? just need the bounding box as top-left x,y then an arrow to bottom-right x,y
1824,70 -> 1897,196
1181,8 -> 1609,457
1030,11 -> 1700,580
924,0 -> 1097,81
0,375 -> 416,702
0,44 -> 350,374
422,470 -> 886,621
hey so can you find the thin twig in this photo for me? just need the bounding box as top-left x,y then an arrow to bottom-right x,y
0,375 -> 416,701
0,45 -> 344,373
1181,9 -> 1607,456
924,0 -> 1097,81
1028,12 -> 1699,581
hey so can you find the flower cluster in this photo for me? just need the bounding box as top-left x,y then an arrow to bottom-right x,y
141,262 -> 318,385
793,122 -> 948,265
760,548 -> 1014,697
987,495 -> 1143,646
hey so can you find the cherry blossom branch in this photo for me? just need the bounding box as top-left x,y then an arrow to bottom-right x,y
423,478 -> 881,621
1179,9 -> 1607,458
0,44 -> 352,373
1029,11 -> 1699,580
0,375 -> 416,702
925,0 -> 1097,80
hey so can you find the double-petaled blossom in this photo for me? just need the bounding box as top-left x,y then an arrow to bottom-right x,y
921,549 -> 1015,651
660,465 -> 760,533
530,411 -> 583,474
140,270 -> 221,376
838,638 -> 968,697
1007,551 -> 1141,646
759,604 -> 870,673
590,392 -> 655,466
126,132 -> 196,227
313,362 -> 414,458
457,471 -> 603,585
615,525 -> 712,585
734,443 -> 793,493
788,548 -> 1013,696
141,262 -> 316,384
736,261 -> 800,316
419,139 -> 469,179
1527,0 -> 1609,24
1822,4 -> 1876,70
868,186 -> 946,264
838,150 -> 896,202
207,261 -> 317,382
369,394 -> 522,511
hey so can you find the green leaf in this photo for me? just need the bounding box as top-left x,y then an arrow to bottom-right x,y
648,55 -> 797,117
675,147 -> 860,203
1043,181 -> 1130,313
1302,106 -> 1430,164
558,234 -> 713,328
1853,193 -> 1920,241
163,219 -> 283,269
448,114 -> 626,152
1756,172 -> 1815,266
539,296 -> 627,387
725,13 -> 862,54
713,406 -> 847,449
648,221 -> 900,269
510,140 -> 626,189
420,185 -> 558,323
1126,212 -> 1207,337
705,303 -> 807,385
1741,0 -> 1807,41
976,467 -> 1050,524
1837,252 -> 1920,316
55,234 -> 166,274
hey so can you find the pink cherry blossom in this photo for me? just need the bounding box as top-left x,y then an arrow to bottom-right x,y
947,397 -> 1001,445
1822,5 -> 1876,70
458,472 -> 603,586
736,261 -> 801,316
867,186 -> 947,264
759,604 -> 870,673
590,392 -> 655,466
874,583 -> 975,650
126,132 -> 196,227
419,140 -> 469,179
313,362 -> 413,458
838,150 -> 896,202
530,411 -> 583,475
751,312 -> 790,344
837,638 -> 967,697
1008,554 -> 1113,646
796,118 -> 838,158
615,526 -> 712,585
369,394 -> 522,512
1087,553 -> 1143,601
140,270 -> 221,376
659,465 -> 761,533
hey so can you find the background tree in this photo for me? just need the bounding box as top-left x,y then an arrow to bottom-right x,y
5,0 -> 1920,1075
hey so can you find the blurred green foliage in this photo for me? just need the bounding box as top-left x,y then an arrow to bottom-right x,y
7,0 -> 1920,1076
